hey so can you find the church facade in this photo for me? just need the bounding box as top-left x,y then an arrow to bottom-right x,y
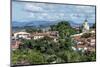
82,19 -> 90,33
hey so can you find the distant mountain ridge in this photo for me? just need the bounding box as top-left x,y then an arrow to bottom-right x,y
12,21 -> 58,27
12,21 -> 94,28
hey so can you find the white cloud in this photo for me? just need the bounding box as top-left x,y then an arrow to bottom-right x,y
13,1 -> 95,23
24,3 -> 44,12
42,13 -> 48,16
74,6 -> 95,13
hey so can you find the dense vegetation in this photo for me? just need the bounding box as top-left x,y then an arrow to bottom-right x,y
25,28 -> 42,33
50,21 -> 78,37
12,21 -> 96,66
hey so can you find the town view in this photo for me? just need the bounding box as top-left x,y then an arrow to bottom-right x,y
11,1 -> 96,66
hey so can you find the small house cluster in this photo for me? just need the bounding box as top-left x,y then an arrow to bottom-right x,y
11,31 -> 59,50
71,30 -> 95,52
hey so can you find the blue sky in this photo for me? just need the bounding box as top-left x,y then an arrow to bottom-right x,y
12,1 -> 96,23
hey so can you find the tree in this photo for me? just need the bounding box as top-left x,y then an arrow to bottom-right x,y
92,23 -> 96,28
46,55 -> 57,63
80,51 -> 96,62
27,50 -> 45,64
81,33 -> 91,38
25,28 -> 42,33
79,25 -> 83,33
12,49 -> 29,65
12,49 -> 46,65
50,21 -> 77,39
19,39 -> 33,49
57,50 -> 81,62
46,48 -> 55,55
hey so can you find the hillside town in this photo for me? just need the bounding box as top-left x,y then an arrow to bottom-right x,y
11,19 -> 96,52
12,1 -> 96,66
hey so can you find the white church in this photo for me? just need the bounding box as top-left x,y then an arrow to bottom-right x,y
71,19 -> 90,38
82,19 -> 90,33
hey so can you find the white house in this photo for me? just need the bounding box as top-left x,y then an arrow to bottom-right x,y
32,31 -> 58,41
32,33 -> 46,40
14,32 -> 31,39
33,35 -> 44,40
